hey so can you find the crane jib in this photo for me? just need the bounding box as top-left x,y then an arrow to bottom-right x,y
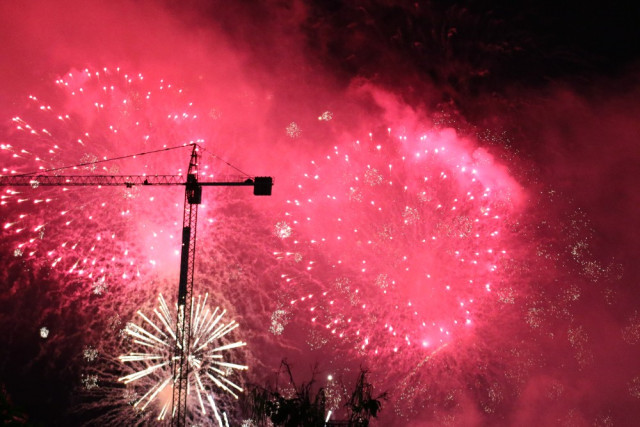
0,175 -> 273,195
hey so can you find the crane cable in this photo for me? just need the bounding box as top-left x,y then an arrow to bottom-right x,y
198,146 -> 251,177
16,143 -> 254,179
16,144 -> 195,177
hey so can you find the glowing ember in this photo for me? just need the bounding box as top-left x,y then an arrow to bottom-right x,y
83,345 -> 99,362
82,374 -> 99,390
285,122 -> 302,138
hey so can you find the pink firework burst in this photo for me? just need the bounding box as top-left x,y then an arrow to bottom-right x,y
0,66 -> 224,291
274,126 -> 524,359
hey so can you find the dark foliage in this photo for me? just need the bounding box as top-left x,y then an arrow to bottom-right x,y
242,361 -> 387,426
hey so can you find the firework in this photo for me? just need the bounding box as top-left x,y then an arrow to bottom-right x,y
0,66 -> 265,425
0,66 -> 216,290
118,293 -> 247,425
274,127 -> 522,359
0,61 -> 627,426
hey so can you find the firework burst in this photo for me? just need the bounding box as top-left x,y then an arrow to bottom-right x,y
273,126 -> 524,361
118,293 -> 247,425
0,66 -> 215,290
0,66 -> 257,424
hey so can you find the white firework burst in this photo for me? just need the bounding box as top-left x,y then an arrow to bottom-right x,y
118,293 -> 248,424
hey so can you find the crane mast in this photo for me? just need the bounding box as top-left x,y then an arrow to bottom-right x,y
172,145 -> 200,425
0,144 -> 273,425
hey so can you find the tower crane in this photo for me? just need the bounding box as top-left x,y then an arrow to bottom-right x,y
0,144 -> 273,425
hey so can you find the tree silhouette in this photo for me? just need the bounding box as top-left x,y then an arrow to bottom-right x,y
242,360 -> 326,427
344,369 -> 387,427
242,361 -> 386,427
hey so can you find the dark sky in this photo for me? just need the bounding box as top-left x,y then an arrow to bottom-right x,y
1,1 -> 640,425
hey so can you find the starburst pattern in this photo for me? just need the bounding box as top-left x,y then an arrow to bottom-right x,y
118,293 -> 247,424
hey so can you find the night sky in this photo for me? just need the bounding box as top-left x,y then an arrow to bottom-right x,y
1,1 -> 640,425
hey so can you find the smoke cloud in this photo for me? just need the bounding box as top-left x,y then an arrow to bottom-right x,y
1,0 -> 639,425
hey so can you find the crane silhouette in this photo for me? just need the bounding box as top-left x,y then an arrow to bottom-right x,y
0,144 -> 273,425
